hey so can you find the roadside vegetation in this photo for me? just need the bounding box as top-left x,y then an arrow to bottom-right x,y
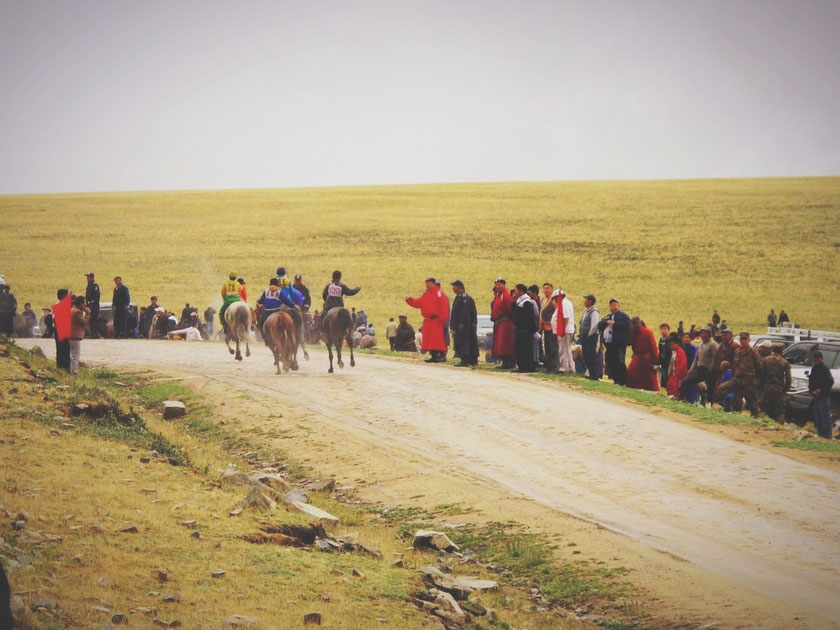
1,339 -> 654,629
2,177 -> 839,333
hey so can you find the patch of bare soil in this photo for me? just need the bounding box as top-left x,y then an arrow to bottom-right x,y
21,339 -> 840,629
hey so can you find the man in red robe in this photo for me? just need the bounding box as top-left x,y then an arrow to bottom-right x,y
626,316 -> 660,392
52,288 -> 73,372
406,277 -> 448,363
491,278 -> 515,368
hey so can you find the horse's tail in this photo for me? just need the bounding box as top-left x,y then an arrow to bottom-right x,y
230,302 -> 253,342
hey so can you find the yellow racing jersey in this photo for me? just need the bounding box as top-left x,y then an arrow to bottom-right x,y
221,280 -> 240,299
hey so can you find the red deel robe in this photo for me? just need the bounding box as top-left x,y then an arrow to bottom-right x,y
626,325 -> 660,392
491,290 -> 515,359
666,346 -> 687,396
406,288 -> 448,352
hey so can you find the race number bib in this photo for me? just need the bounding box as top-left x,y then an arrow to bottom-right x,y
327,284 -> 343,298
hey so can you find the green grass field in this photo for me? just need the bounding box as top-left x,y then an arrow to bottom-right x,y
1,177 -> 838,332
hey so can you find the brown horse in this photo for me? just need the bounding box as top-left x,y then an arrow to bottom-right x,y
320,307 -> 355,373
263,310 -> 296,375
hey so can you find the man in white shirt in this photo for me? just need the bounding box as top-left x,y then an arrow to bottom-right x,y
552,288 -> 575,373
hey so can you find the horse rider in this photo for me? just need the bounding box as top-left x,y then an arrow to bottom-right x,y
322,270 -> 361,314
274,266 -> 291,289
219,271 -> 242,335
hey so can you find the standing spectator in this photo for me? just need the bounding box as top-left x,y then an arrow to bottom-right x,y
666,334 -> 688,396
540,283 -> 558,372
678,326 -> 717,402
711,309 -> 721,331
715,332 -> 762,417
710,325 -> 737,402
658,324 -> 672,389
52,289 -> 73,371
434,280 -> 450,354
69,295 -> 89,375
808,350 -> 835,438
405,277 -> 448,363
0,284 -> 17,336
626,317 -> 660,392
21,303 -> 36,337
322,270 -> 361,312
204,305 -> 217,337
490,278 -> 515,369
579,294 -> 600,379
778,309 -> 790,326
767,309 -> 777,328
678,326 -> 717,403
677,321 -> 685,337
39,306 -> 51,336
760,343 -> 791,422
293,274 -> 312,311
85,272 -> 101,338
553,288 -> 575,373
511,284 -> 538,372
680,332 -> 698,403
386,317 -> 398,351
598,299 -> 631,386
112,276 -> 130,338
527,286 -> 543,366
450,280 -> 478,367
181,303 -> 196,322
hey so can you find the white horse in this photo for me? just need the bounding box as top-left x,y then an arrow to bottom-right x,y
224,301 -> 252,361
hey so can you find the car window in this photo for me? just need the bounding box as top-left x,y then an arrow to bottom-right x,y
784,344 -> 816,365
824,349 -> 840,369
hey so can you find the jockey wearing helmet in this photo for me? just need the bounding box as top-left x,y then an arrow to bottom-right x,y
219,271 -> 242,333
274,266 -> 291,289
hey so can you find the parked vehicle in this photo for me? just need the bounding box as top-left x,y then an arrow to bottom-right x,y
476,314 -> 493,340
783,340 -> 840,424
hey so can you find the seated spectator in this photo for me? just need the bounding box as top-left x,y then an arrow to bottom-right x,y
717,361 -> 735,411
394,314 -> 417,351
21,302 -> 36,337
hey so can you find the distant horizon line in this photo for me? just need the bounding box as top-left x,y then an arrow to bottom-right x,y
2,173 -> 839,197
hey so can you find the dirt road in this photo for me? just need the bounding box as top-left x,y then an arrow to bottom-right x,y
22,339 -> 840,629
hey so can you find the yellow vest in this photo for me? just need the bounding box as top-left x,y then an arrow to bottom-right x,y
221,280 -> 239,299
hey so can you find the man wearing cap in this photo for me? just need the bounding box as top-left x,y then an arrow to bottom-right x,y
678,326 -> 718,403
597,299 -> 630,386
715,332 -> 762,416
112,276 -> 131,339
84,272 -> 101,338
710,324 -> 737,401
406,277 -> 448,362
579,294 -> 601,379
450,280 -> 478,366
219,271 -> 242,335
395,314 -> 416,352
293,274 -> 312,311
760,343 -> 791,422
491,278 -> 515,368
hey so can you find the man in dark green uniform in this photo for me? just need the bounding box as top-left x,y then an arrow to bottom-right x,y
715,332 -> 762,417
760,343 -> 791,422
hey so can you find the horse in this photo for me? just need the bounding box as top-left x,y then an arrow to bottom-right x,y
320,307 -> 355,373
263,310 -> 296,374
224,301 -> 252,361
279,305 -> 309,366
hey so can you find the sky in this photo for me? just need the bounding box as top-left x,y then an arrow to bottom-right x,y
1,0 -> 838,194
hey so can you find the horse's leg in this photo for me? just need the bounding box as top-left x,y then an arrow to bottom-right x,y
245,339 -> 251,357
297,318 -> 309,361
235,336 -> 242,361
336,335 -> 344,369
348,332 -> 355,367
225,331 -> 235,355
327,340 -> 334,373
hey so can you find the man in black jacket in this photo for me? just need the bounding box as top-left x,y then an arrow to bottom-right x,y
512,283 -> 538,373
809,351 -> 835,439
85,272 -> 100,338
598,298 -> 631,386
450,280 -> 478,367
112,276 -> 131,338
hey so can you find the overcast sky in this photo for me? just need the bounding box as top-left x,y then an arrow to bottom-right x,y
1,0 -> 838,194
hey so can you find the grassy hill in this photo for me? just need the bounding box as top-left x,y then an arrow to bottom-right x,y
1,177 -> 838,332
